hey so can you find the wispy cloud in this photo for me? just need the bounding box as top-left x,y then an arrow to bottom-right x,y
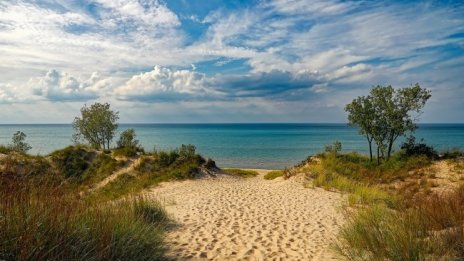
0,0 -> 463,122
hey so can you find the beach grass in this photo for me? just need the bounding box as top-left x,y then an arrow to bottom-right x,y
223,168 -> 259,177
303,148 -> 464,260
264,170 -> 284,180
0,175 -> 168,260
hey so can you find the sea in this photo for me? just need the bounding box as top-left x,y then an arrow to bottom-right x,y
0,124 -> 463,169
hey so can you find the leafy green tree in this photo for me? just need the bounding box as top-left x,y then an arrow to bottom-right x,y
117,129 -> 140,149
345,84 -> 431,163
10,131 -> 32,153
72,102 -> 119,150
345,96 -> 376,161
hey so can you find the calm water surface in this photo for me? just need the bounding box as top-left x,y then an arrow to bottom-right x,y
0,124 -> 463,169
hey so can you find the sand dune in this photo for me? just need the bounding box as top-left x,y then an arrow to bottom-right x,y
147,170 -> 345,260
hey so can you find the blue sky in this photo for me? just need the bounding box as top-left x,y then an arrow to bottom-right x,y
0,0 -> 463,123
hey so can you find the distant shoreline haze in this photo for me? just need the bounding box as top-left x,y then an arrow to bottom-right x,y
1,123 -> 463,169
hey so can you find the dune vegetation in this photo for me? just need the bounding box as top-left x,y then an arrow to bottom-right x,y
0,108 -> 219,260
296,143 -> 464,260
223,168 -> 259,177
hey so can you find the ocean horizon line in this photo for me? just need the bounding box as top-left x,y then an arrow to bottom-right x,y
1,122 -> 463,125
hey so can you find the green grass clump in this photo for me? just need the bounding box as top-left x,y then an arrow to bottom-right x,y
336,204 -> 428,261
50,146 -> 95,179
134,197 -> 169,225
264,170 -> 284,180
336,185 -> 464,260
223,168 -> 259,177
0,176 -> 168,261
311,168 -> 396,207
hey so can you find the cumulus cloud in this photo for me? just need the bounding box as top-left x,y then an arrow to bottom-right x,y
115,66 -> 214,101
31,70 -> 111,101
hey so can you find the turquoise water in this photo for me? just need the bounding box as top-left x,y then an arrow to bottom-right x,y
0,124 -> 463,169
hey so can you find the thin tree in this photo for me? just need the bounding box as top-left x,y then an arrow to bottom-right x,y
72,102 -> 119,150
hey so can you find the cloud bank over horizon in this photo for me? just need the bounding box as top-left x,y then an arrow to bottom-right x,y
0,0 -> 463,123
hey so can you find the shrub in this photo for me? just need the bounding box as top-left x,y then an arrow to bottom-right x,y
178,144 -> 196,160
158,150 -> 179,167
440,148 -> 464,159
264,170 -> 284,180
9,131 -> 31,154
324,140 -> 342,155
401,136 -> 438,159
115,129 -> 142,157
50,146 -> 95,179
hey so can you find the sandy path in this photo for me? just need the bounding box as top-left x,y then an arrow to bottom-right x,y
147,171 -> 345,260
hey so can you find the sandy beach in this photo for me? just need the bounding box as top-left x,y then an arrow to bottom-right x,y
147,170 -> 345,260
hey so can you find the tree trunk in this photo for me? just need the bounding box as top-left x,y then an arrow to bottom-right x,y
377,146 -> 380,166
368,139 -> 373,161
387,133 -> 396,160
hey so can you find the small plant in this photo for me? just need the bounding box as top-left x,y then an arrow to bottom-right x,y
324,140 -> 342,155
9,131 -> 31,153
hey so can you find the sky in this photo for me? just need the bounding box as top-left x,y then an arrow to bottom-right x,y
0,0 -> 463,123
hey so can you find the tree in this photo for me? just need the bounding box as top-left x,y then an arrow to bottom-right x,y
345,96 -> 376,161
72,102 -> 119,150
345,84 -> 431,163
117,128 -> 139,149
10,131 -> 32,153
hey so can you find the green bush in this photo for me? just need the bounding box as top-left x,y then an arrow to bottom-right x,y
158,150 -> 179,167
401,136 -> 438,159
50,146 -> 95,179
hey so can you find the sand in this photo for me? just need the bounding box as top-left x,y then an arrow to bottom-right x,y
147,169 -> 346,260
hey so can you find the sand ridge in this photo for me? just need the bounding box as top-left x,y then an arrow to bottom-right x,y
147,170 -> 346,260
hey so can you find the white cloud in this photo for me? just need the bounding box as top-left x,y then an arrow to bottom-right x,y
115,66 -> 216,101
0,83 -> 19,103
31,69 -> 111,101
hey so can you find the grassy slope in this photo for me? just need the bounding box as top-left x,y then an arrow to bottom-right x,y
297,151 -> 464,260
0,145 -> 214,260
